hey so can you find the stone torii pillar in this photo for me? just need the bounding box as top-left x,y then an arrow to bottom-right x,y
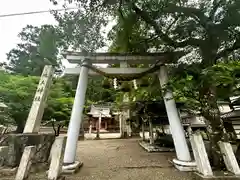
120,62 -> 131,138
158,65 -> 196,171
63,60 -> 89,169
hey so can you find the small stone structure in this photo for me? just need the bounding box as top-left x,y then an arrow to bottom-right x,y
190,132 -> 213,177
0,146 -> 8,166
0,65 -> 56,175
0,133 -> 55,167
48,136 -> 67,180
0,65 -> 67,180
191,132 -> 240,179
219,141 -> 240,175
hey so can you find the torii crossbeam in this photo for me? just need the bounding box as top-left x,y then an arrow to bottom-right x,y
64,51 -> 184,64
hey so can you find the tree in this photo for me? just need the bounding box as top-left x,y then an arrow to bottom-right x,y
0,71 -> 38,132
43,78 -> 74,136
6,25 -> 63,76
86,76 -> 116,103
51,0 -> 240,166
169,61 -> 240,110
51,4 -> 107,52
0,71 -> 75,133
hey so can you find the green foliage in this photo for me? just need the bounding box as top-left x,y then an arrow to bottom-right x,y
102,78 -> 112,89
119,81 -> 132,92
51,2 -> 107,51
86,76 -> 116,103
51,0 -> 240,64
6,25 -> 62,76
43,78 -> 74,124
0,71 -> 38,131
2,0 -> 237,153
168,61 -> 240,111
0,71 -> 74,132
134,75 -> 163,101
50,0 -> 240,106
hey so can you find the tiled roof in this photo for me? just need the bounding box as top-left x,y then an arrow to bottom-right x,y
221,110 -> 240,119
0,102 -> 7,108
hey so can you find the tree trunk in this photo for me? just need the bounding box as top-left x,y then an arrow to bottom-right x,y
15,121 -> 25,133
56,125 -> 61,136
16,124 -> 24,133
51,122 -> 57,136
142,122 -> 145,141
236,142 -> 240,164
200,85 -> 227,168
199,48 -> 228,168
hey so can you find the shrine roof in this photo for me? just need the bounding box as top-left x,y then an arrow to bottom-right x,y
0,102 -> 7,108
63,51 -> 185,65
86,104 -> 113,118
221,110 -> 240,119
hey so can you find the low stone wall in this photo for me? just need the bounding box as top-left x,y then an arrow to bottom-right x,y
0,133 -> 55,167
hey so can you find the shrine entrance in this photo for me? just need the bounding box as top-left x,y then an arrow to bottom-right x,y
62,52 -> 195,171
85,103 -> 120,139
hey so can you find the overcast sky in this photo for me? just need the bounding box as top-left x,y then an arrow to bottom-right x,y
0,0 -> 59,62
0,0 -> 112,68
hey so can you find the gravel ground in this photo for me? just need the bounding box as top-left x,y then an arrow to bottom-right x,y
3,138 -> 195,180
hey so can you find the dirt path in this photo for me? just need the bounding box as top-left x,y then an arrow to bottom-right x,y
4,138 -> 194,180
70,138 -> 193,180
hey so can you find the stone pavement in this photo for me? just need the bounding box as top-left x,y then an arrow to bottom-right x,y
3,138 -> 195,180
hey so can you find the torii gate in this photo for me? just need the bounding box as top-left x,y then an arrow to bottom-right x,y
63,51 -> 196,171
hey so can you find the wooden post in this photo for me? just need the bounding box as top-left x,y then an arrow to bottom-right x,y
15,146 -> 36,180
119,113 -> 123,137
105,121 -> 108,130
99,113 -> 102,130
96,114 -> 101,139
89,124 -> 92,136
149,119 -> 154,145
142,122 -> 145,141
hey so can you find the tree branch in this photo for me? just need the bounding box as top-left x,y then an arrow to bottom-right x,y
132,34 -> 159,46
219,1 -> 240,28
118,0 -> 124,20
127,1 -> 203,48
149,3 -> 208,29
209,0 -> 223,21
216,39 -> 240,60
161,3 -> 208,24
165,16 -> 180,33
